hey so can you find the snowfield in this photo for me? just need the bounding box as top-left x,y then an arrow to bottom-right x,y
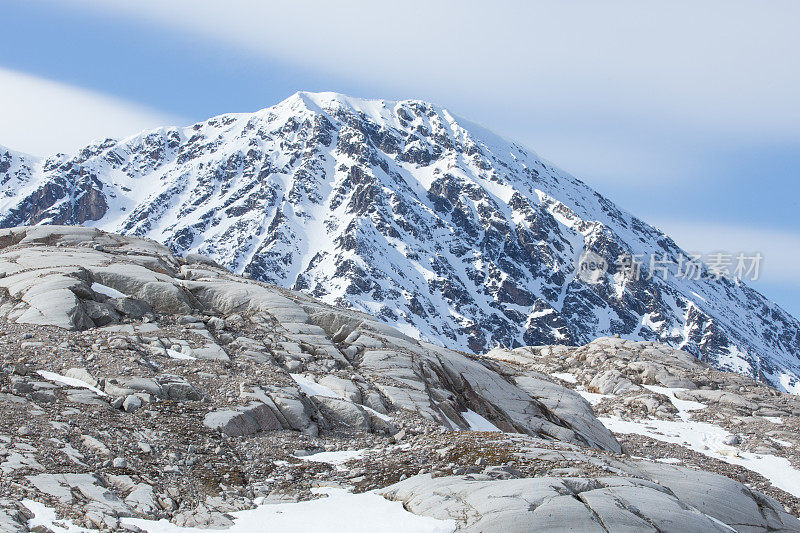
24,489 -> 457,533
599,385 -> 800,498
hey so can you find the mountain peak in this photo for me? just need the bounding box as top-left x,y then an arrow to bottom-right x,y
273,91 -> 445,133
0,93 -> 798,393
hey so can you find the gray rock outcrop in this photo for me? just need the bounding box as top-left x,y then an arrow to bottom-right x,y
0,226 -> 796,532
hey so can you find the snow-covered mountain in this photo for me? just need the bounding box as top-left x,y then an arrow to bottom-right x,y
0,92 -> 798,392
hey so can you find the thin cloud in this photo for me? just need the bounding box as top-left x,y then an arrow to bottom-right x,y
651,220 -> 800,287
72,0 -> 800,141
0,68 -> 186,156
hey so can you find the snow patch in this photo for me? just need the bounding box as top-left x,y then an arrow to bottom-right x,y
599,416 -> 800,498
642,385 -> 706,419
295,449 -> 365,465
362,405 -> 393,422
36,371 -> 106,396
575,387 -> 611,406
290,374 -> 339,398
90,282 -> 127,299
165,349 -> 196,361
551,372 -> 578,384
461,410 -> 501,432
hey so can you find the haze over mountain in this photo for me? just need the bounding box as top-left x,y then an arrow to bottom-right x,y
0,91 -> 798,393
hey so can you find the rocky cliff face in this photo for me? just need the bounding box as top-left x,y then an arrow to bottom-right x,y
0,94 -> 798,393
0,227 -> 798,532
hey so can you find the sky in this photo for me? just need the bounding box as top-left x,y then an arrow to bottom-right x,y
0,0 -> 798,318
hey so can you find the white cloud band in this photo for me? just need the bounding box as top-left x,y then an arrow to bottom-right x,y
0,67 -> 186,156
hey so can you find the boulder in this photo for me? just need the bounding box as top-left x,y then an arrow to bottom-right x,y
122,395 -> 142,412
158,375 -> 202,401
314,396 -> 371,432
136,282 -> 193,314
317,376 -> 362,403
269,392 -> 317,435
105,377 -> 161,398
83,300 -> 120,326
203,402 -> 282,437
590,370 -> 639,395
108,297 -> 152,318
64,368 -> 99,388
6,273 -> 94,330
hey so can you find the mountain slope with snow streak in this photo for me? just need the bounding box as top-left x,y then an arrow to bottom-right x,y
0,91 -> 798,392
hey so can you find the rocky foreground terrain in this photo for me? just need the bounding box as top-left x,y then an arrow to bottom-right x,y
0,226 -> 798,532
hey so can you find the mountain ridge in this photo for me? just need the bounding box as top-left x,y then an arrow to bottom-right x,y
0,91 -> 798,392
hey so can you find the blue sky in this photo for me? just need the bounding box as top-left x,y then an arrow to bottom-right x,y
1,0 -> 798,318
